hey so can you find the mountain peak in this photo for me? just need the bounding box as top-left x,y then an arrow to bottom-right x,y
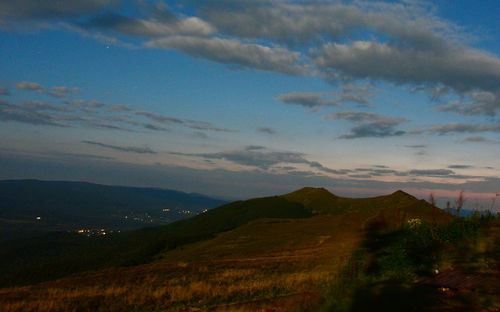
390,190 -> 416,199
288,186 -> 334,195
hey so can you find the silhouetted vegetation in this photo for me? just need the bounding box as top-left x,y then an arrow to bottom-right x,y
321,211 -> 499,312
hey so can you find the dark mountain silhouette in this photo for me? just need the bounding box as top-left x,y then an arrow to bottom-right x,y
0,179 -> 227,239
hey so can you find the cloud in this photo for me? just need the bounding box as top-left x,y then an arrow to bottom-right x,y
179,149 -> 310,170
409,169 -> 454,176
357,168 -> 399,175
106,104 -> 131,112
82,140 -> 156,154
199,1 -> 500,112
276,84 -> 376,108
171,147 -> 347,176
245,145 -> 265,151
15,81 -> 44,91
102,116 -> 140,126
257,127 -> 276,135
52,114 -> 89,122
412,123 -> 500,135
314,40 -> 500,113
314,40 -> 500,92
143,123 -> 169,131
87,100 -> 106,108
405,144 -> 427,148
88,122 -> 135,132
146,36 -> 308,76
0,86 -> 10,96
324,111 -> 408,139
135,111 -> 185,125
21,100 -> 68,112
448,165 -> 473,169
16,81 -> 82,98
1,100 -> 68,112
0,107 -> 68,127
82,9 -> 215,37
136,110 -> 237,133
0,0 -> 117,19
308,161 -> 352,175
276,92 -> 339,108
336,84 -> 377,107
462,136 -> 494,143
6,1 -> 499,118
61,22 -> 137,49
436,91 -> 500,116
47,86 -> 82,98
199,1 -> 453,47
349,174 -> 372,179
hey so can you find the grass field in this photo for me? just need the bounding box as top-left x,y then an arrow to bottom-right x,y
0,189 -> 497,311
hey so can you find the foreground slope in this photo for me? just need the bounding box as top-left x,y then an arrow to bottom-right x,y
0,187 -> 460,311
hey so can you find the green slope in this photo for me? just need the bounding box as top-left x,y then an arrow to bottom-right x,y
0,195 -> 312,287
0,186 -> 452,288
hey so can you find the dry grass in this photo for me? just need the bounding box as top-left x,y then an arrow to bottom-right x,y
0,214 -> 367,312
0,259 -> 339,312
0,206 -> 450,312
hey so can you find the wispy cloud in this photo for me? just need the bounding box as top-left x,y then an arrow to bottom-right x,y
408,169 -> 454,176
257,127 -> 276,135
448,165 -> 473,169
136,110 -> 237,133
324,111 -> 408,139
276,92 -> 339,108
106,104 -> 131,112
143,123 -> 169,131
81,7 -> 214,38
0,0 -> 117,20
276,84 -> 376,109
82,140 -> 156,154
405,144 -> 427,149
0,107 -> 68,127
462,136 -> 495,143
15,81 -> 44,92
412,123 -> 500,135
146,36 -> 308,76
47,86 -> 82,98
171,146 -> 352,177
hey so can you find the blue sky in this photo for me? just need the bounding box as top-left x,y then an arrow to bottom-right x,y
1,0 -> 500,207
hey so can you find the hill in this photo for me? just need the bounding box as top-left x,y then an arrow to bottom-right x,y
0,192 -> 313,287
0,186 -> 474,312
283,187 -> 450,222
0,179 -> 227,239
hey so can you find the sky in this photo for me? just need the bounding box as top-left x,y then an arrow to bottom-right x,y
1,0 -> 500,208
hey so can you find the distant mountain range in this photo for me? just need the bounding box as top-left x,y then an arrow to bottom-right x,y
0,179 -> 227,239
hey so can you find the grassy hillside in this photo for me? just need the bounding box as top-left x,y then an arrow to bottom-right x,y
0,188 -> 492,312
1,186 -> 478,312
0,194 -> 312,287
